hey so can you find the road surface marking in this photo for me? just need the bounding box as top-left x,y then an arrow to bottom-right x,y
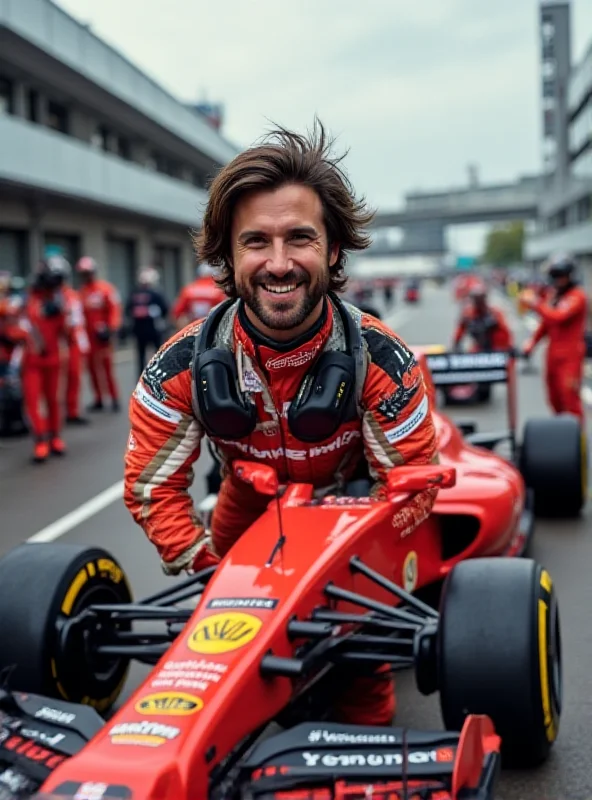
28,480 -> 124,543
582,386 -> 592,408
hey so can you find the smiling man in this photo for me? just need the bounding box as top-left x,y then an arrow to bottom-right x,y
124,121 -> 438,726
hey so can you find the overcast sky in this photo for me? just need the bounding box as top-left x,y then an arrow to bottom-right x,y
54,0 -> 592,253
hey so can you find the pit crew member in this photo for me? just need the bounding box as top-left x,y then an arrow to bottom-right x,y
521,253 -> 588,424
453,284 -> 514,352
76,256 -> 122,412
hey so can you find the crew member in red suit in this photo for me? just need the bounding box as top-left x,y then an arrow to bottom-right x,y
171,264 -> 226,328
453,284 -> 514,352
521,253 -> 588,424
75,256 -> 122,412
124,123 -> 439,728
61,262 -> 90,425
18,258 -> 72,462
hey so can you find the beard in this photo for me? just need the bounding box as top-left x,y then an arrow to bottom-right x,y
237,265 -> 330,331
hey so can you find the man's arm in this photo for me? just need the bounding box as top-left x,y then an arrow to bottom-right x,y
361,322 -> 439,538
452,314 -> 467,348
123,326 -> 218,574
531,291 -> 587,325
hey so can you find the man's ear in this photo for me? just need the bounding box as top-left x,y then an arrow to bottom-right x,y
329,243 -> 340,267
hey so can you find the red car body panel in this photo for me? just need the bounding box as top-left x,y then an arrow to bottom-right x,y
41,355 -> 523,799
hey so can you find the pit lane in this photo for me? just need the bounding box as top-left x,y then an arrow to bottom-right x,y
0,283 -> 590,798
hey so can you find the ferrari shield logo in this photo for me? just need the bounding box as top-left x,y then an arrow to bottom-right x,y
403,551 -> 418,592
188,612 -> 263,654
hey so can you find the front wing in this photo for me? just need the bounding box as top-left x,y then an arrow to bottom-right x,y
240,718 -> 500,799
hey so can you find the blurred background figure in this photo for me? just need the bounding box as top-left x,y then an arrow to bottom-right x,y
60,258 -> 90,426
453,284 -> 513,353
172,263 -> 226,328
125,266 -> 170,376
76,256 -> 122,413
19,257 -> 72,462
521,253 -> 588,424
0,276 -> 27,437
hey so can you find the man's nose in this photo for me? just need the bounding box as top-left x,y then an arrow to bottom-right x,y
266,240 -> 292,276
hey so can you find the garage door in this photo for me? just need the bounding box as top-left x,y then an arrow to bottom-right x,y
154,244 -> 182,305
0,230 -> 29,276
106,238 -> 136,301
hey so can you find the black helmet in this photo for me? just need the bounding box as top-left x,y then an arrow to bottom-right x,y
34,255 -> 71,289
545,253 -> 576,280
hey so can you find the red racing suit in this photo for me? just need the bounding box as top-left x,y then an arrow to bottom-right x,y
18,288 -> 72,440
172,276 -> 226,325
124,298 -> 438,726
453,305 -> 513,352
524,285 -> 588,423
79,278 -> 122,404
62,285 -> 89,418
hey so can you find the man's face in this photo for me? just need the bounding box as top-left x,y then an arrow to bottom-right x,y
552,274 -> 570,290
231,184 -> 339,340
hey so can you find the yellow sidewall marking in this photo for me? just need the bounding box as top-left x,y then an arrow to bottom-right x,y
538,598 -> 556,743
61,568 -> 88,616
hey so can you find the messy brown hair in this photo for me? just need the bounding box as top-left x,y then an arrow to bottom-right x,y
193,118 -> 375,297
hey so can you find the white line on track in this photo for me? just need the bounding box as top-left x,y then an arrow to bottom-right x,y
28,480 -> 124,543
583,386 -> 592,408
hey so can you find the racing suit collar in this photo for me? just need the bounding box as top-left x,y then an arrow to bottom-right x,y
235,297 -> 334,376
236,297 -> 328,353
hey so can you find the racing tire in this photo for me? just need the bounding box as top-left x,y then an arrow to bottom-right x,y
438,558 -> 561,767
0,542 -> 132,713
519,415 -> 587,518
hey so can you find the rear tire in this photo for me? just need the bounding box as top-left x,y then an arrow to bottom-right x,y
0,543 -> 132,713
438,558 -> 561,767
519,415 -> 587,517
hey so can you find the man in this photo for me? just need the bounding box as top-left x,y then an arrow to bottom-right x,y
125,266 -> 170,376
124,122 -> 438,727
453,284 -> 513,352
521,253 -> 588,424
18,258 -> 72,461
172,263 -> 226,328
61,260 -> 90,425
76,256 -> 122,412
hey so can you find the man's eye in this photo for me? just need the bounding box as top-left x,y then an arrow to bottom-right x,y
245,237 -> 266,246
291,233 -> 311,242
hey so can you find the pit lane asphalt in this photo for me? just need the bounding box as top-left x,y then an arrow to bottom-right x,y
0,284 -> 590,799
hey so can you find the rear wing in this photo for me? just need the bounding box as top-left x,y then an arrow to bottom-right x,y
422,349 -> 518,461
424,350 -> 511,386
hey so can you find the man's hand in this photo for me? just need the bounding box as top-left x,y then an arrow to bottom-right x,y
96,327 -> 112,343
191,546 -> 220,573
518,289 -> 538,312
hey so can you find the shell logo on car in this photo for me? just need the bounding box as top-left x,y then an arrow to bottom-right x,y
134,692 -> 203,716
403,551 -> 418,592
188,612 -> 263,655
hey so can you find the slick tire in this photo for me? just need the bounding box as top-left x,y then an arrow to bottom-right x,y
439,558 -> 561,767
0,543 -> 132,713
519,415 -> 587,518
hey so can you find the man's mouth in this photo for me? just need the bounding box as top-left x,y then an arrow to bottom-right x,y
261,283 -> 302,295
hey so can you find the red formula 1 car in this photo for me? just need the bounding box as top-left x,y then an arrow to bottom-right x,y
0,349 -> 575,798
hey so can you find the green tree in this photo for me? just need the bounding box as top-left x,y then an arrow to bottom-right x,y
482,221 -> 524,266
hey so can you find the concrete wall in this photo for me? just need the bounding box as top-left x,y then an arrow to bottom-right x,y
0,0 -> 237,165
0,199 -> 196,296
0,115 -> 208,227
